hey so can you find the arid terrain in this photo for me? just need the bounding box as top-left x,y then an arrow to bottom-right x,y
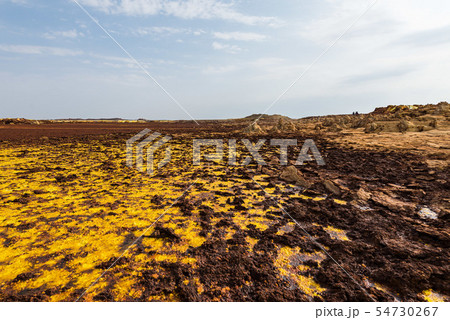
0,102 -> 449,302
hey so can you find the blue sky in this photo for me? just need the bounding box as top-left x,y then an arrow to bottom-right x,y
0,0 -> 449,120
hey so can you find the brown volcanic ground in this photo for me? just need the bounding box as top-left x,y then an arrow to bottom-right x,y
0,103 -> 449,302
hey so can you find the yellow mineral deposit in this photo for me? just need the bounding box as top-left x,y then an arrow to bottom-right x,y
274,246 -> 325,297
324,226 -> 350,241
421,289 -> 446,302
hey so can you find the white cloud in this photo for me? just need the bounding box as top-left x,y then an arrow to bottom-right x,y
90,53 -> 133,64
298,0 -> 450,45
133,26 -> 205,37
134,26 -> 186,36
0,44 -> 83,56
289,0 -> 450,104
212,41 -> 241,54
202,64 -> 237,74
193,30 -> 205,36
79,0 -> 280,26
9,0 -> 28,4
213,31 -> 266,41
43,29 -> 84,40
247,57 -> 305,81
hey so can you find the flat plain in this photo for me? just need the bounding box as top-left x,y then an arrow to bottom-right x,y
0,103 -> 449,301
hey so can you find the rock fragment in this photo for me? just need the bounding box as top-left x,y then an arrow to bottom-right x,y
323,180 -> 341,196
356,187 -> 371,201
418,207 -> 438,220
371,192 -> 415,212
280,165 -> 309,188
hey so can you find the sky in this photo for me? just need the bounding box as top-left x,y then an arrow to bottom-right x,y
0,0 -> 449,120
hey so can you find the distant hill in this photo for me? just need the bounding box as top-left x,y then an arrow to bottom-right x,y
243,114 -> 292,121
371,101 -> 449,116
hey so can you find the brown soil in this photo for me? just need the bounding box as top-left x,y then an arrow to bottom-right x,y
0,111 -> 448,302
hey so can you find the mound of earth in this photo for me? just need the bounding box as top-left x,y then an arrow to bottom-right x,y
361,102 -> 449,133
243,114 -> 292,122
0,118 -> 41,125
372,101 -> 450,117
241,122 -> 265,135
269,118 -> 298,133
293,102 -> 449,134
